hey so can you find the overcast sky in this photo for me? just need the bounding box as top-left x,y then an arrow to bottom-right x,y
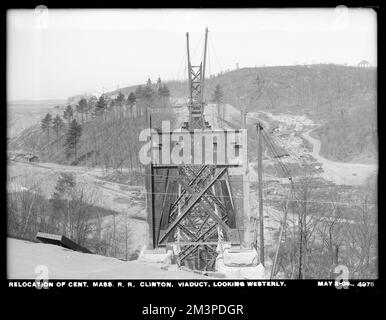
7,8 -> 377,101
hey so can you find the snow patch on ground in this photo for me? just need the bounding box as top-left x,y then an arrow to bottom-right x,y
262,112 -> 315,128
7,238 -> 209,279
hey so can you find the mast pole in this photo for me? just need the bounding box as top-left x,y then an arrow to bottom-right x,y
256,122 -> 265,266
200,27 -> 209,103
186,32 -> 193,104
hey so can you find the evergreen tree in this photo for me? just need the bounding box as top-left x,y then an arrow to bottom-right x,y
135,85 -> 143,99
127,92 -> 136,106
76,98 -> 88,123
115,91 -> 125,105
156,77 -> 162,90
146,77 -> 152,87
63,105 -> 73,124
105,96 -> 112,109
158,84 -> 163,96
41,113 -> 53,144
127,92 -> 137,118
159,84 -> 170,97
211,84 -> 224,104
158,84 -> 170,108
114,91 -> 125,118
143,85 -> 154,100
87,95 -> 98,119
141,84 -> 154,117
164,85 -> 170,98
52,114 -> 64,151
95,94 -> 107,116
65,119 -> 82,160
212,85 -> 224,124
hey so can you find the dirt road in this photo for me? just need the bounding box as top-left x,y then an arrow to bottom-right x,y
234,106 -> 377,186
302,129 -> 377,185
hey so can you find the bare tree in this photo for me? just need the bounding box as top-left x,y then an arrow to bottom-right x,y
344,182 -> 377,279
7,175 -> 45,239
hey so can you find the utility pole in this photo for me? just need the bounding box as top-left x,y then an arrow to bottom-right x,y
125,210 -> 128,261
145,101 -> 156,248
200,27 -> 209,102
113,214 -> 116,257
186,32 -> 193,103
256,122 -> 265,266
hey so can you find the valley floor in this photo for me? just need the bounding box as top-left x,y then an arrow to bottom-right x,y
7,103 -> 378,278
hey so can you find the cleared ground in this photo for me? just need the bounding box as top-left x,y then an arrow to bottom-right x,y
302,128 -> 377,185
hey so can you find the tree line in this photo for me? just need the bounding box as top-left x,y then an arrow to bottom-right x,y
7,172 -> 139,260
259,174 -> 378,279
39,77 -> 171,163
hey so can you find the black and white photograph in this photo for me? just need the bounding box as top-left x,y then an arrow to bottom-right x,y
6,7 -> 378,291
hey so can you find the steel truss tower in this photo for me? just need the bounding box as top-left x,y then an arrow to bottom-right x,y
146,28 -> 242,271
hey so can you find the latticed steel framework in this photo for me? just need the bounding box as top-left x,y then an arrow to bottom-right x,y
146,28 -> 240,271
185,29 -> 207,131
187,64 -> 206,130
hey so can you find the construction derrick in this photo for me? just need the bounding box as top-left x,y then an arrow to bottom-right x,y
256,122 -> 265,266
184,29 -> 208,130
252,122 -> 297,278
145,28 -> 246,271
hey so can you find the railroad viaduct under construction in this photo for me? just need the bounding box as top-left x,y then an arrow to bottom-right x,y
143,28 -> 253,271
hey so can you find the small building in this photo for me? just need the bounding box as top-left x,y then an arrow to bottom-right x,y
25,154 -> 39,163
14,153 -> 26,161
358,60 -> 370,68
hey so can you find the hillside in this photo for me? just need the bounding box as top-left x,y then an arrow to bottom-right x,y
9,64 -> 377,165
106,64 -> 377,163
7,101 -> 65,138
9,99 -> 66,106
9,105 -> 178,170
